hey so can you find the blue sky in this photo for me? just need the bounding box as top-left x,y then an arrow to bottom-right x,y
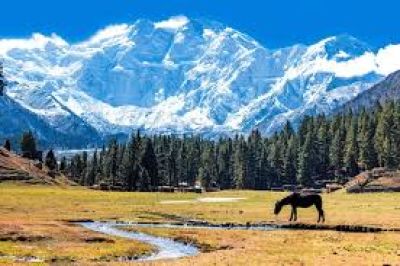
0,0 -> 398,48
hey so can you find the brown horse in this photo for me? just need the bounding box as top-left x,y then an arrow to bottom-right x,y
274,192 -> 325,223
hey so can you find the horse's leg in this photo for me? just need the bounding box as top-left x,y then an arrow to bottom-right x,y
293,207 -> 297,221
321,208 -> 325,223
316,202 -> 325,223
289,206 -> 294,221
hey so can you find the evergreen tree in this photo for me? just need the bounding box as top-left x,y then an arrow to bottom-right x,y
282,136 -> 297,184
20,131 -> 37,159
344,118 -> 359,177
297,125 -> 315,187
85,151 -> 97,186
4,139 -> 11,151
141,139 -> 158,190
59,156 -> 67,172
45,149 -> 57,171
316,118 -> 330,178
139,167 -> 150,191
330,123 -> 345,172
122,136 -> 138,191
359,116 -> 377,170
233,139 -> 246,188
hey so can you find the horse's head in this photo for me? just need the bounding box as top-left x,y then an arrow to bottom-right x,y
274,200 -> 282,215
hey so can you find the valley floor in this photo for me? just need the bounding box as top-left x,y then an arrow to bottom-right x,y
0,183 -> 399,265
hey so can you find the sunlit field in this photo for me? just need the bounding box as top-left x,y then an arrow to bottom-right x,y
0,183 -> 399,264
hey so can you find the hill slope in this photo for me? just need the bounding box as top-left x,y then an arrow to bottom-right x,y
0,147 -> 70,185
340,70 -> 400,112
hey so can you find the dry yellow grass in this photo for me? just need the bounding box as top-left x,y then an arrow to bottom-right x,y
0,183 -> 399,265
121,227 -> 400,266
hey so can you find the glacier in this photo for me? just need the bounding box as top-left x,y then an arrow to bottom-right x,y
1,16 -> 400,147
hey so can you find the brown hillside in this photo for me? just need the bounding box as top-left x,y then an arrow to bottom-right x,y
346,169 -> 400,193
0,147 -> 72,185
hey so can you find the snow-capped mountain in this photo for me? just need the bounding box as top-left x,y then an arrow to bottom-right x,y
1,16 -> 400,147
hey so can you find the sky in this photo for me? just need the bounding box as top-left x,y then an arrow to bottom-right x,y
0,0 -> 399,49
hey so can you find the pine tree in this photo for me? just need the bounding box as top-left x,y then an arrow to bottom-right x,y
268,139 -> 283,186
20,131 -> 37,159
297,126 -> 315,187
59,156 -> 67,172
344,118 -> 359,177
259,149 -> 273,189
282,136 -> 297,185
383,136 -> 398,169
141,139 -> 158,190
45,149 -> 57,171
359,116 -> 377,170
139,167 -> 150,191
4,139 -> 11,151
85,151 -> 97,186
330,123 -> 345,173
233,139 -> 246,188
375,102 -> 394,166
316,118 -> 330,178
122,136 -> 138,191
199,143 -> 216,188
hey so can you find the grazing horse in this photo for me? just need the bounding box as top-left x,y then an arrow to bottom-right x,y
274,193 -> 325,223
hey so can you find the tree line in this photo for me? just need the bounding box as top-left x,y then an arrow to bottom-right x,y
61,100 -> 400,191
6,100 -> 400,191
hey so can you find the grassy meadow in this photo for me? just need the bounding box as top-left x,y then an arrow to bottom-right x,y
0,183 -> 399,264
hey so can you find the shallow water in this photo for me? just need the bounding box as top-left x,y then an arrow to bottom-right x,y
79,222 -> 199,261
79,221 -> 280,261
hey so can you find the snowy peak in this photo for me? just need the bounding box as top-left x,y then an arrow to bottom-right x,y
315,34 -> 372,60
1,16 -> 400,147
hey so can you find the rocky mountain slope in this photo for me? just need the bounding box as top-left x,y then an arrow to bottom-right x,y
0,147 -> 70,185
1,16 -> 400,147
340,70 -> 400,112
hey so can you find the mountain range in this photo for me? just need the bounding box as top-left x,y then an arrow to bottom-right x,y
1,15 -> 400,148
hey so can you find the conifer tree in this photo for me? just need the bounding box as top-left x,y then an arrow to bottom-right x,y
344,118 -> 359,176
59,156 -> 67,172
316,118 -> 330,177
359,116 -> 377,170
4,139 -> 11,151
20,131 -> 37,159
297,128 -> 314,187
45,149 -> 57,171
282,136 -> 297,184
141,139 -> 158,190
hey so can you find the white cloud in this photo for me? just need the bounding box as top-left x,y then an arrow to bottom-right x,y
83,24 -> 131,45
376,44 -> 400,76
154,16 -> 189,31
0,33 -> 67,54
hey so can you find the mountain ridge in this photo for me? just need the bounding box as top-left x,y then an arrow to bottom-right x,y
1,16 -> 400,147
339,70 -> 400,112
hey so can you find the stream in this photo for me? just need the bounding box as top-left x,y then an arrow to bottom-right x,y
80,222 -> 199,261
79,221 -> 278,261
79,221 -> 386,262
